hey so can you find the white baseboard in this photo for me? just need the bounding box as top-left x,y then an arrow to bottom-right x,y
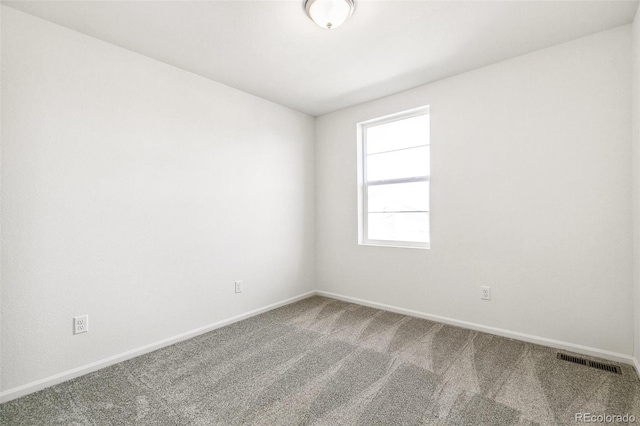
316,290 -> 637,367
634,356 -> 640,378
0,291 -> 316,403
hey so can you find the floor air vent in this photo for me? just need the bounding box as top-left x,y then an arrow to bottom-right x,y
557,353 -> 622,374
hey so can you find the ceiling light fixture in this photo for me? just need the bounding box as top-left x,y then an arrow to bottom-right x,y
304,0 -> 355,30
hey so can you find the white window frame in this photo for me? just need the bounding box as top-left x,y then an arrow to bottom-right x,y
357,106 -> 430,249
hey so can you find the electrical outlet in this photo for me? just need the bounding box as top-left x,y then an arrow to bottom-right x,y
74,315 -> 89,334
481,286 -> 491,301
235,280 -> 243,294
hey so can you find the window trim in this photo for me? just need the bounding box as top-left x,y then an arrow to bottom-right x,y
357,106 -> 430,249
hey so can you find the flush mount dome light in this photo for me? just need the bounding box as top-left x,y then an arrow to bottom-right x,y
304,0 -> 355,30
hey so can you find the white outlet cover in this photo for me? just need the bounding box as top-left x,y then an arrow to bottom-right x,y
74,315 -> 89,334
235,280 -> 242,293
481,286 -> 491,300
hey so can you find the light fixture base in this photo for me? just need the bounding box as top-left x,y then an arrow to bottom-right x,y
304,0 -> 355,30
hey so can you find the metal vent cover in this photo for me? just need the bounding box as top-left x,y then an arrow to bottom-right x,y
557,353 -> 622,375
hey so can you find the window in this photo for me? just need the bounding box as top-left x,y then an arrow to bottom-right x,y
358,107 -> 430,248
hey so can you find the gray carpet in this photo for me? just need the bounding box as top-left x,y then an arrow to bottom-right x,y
2,296 -> 639,425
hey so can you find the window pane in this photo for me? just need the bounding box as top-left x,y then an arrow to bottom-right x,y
366,114 -> 429,155
368,181 -> 429,213
368,212 -> 429,243
367,145 -> 429,181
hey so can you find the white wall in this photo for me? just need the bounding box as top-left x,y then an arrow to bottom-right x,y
316,26 -> 634,356
632,6 -> 640,367
1,6 -> 315,395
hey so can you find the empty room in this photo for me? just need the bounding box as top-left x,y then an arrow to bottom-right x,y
1,0 -> 640,424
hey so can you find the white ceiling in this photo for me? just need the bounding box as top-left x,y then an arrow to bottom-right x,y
3,0 -> 639,116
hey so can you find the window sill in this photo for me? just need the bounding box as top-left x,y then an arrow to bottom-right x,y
359,242 -> 430,250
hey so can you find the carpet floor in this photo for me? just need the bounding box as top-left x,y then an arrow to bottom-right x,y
2,296 -> 639,425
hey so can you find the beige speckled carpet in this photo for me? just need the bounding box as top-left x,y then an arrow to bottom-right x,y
2,296 -> 639,425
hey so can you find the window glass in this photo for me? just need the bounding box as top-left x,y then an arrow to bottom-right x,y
366,146 -> 429,182
366,114 -> 429,154
367,212 -> 430,243
368,181 -> 429,213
